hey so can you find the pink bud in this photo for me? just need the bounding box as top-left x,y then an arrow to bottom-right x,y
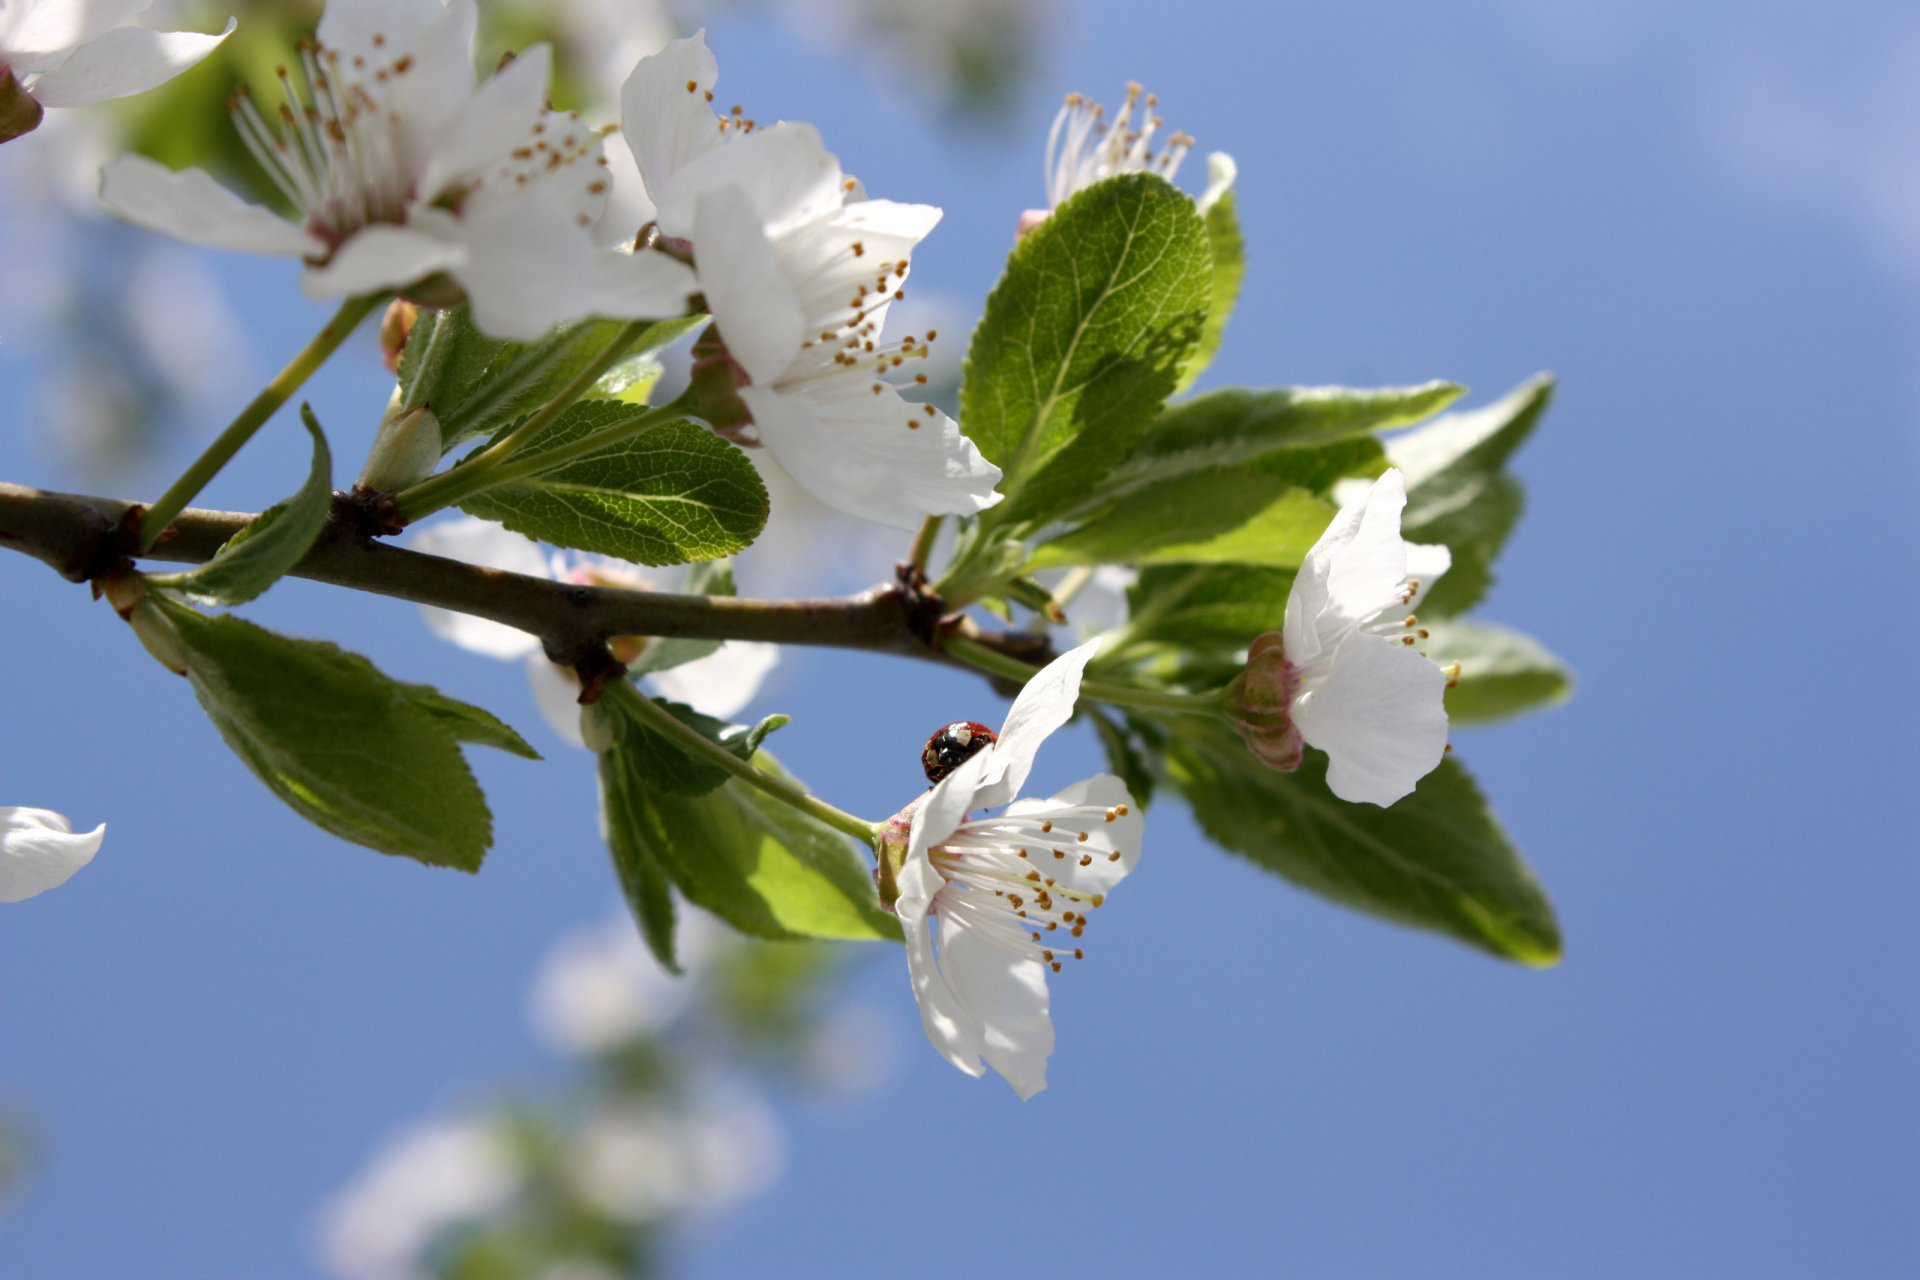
1234,632 -> 1303,772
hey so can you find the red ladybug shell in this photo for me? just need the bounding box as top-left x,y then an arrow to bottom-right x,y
921,720 -> 997,784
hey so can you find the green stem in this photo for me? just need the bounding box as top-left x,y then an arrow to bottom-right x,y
906,514 -> 944,574
139,293 -> 382,549
944,633 -> 1227,717
605,682 -> 881,845
391,320 -> 657,520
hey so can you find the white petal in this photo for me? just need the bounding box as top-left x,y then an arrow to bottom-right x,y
902,916 -> 987,1080
595,130 -> 658,249
937,912 -> 1053,1100
98,155 -> 321,257
693,186 -> 803,382
588,247 -> 698,320
381,0 -> 481,171
0,806 -> 104,903
526,656 -> 588,749
302,222 -> 467,300
315,0 -> 451,56
1198,150 -> 1237,214
653,122 -> 842,242
994,774 -> 1143,895
1403,540 -> 1453,610
416,42 -> 550,198
907,748 -> 995,876
1291,632 -> 1449,806
741,381 -> 1001,530
1,0 -> 148,65
1319,468 -> 1413,631
618,30 -> 723,212
446,198 -> 597,341
408,518 -> 548,660
647,642 -> 777,720
25,17 -> 231,107
975,636 -> 1105,807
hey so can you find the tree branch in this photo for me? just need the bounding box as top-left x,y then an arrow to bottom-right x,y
0,482 -> 1045,674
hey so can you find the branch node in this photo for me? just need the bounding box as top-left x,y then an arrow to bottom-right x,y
337,486 -> 409,538
894,560 -> 945,648
569,645 -> 627,706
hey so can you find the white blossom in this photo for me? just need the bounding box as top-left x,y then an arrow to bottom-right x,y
1239,468 -> 1454,806
566,1083 -> 783,1222
97,0 -> 693,339
619,31 -> 1002,528
0,806 -> 104,902
408,517 -> 776,747
528,911 -> 723,1056
318,1116 -> 521,1280
0,0 -> 230,130
879,637 -> 1143,1100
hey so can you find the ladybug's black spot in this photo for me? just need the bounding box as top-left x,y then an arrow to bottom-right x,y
922,720 -> 997,784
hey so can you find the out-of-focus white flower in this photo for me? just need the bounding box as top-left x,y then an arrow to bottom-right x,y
0,0 -> 231,140
0,806 -> 104,902
618,32 -> 1001,529
1017,81 -> 1212,237
567,1083 -> 783,1222
318,1116 -> 521,1280
98,0 -> 693,338
799,1001 -> 896,1097
528,911 -> 723,1055
408,517 -> 777,747
877,637 -> 1144,1100
1237,468 -> 1454,805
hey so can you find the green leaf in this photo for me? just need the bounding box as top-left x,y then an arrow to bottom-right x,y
597,723 -> 899,943
1030,436 -> 1381,570
1163,718 -> 1560,964
153,406 -> 332,606
1176,153 -> 1246,393
598,743 -> 682,971
402,312 -> 701,450
725,713 -> 790,759
1106,382 -> 1462,504
1089,708 -> 1156,810
1122,564 -> 1296,652
961,174 -> 1212,529
159,603 -> 494,870
1394,374 -> 1554,615
457,401 -> 768,565
1423,620 -> 1575,725
396,683 -> 542,759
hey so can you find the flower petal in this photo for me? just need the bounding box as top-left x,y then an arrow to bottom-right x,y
0,806 -> 104,903
1291,631 -> 1449,806
647,642 -> 777,720
525,656 -> 588,749
652,122 -> 843,243
902,916 -> 988,1080
618,29 -> 724,213
25,17 -> 232,108
445,198 -> 598,341
416,41 -> 550,198
302,222 -> 467,300
936,912 -> 1053,1100
740,380 -> 1001,530
1403,540 -> 1452,610
408,518 -> 548,660
975,636 -> 1104,807
691,186 -> 803,382
99,155 -> 321,256
1319,467 -> 1413,633
588,247 -> 698,320
1,0 -> 149,66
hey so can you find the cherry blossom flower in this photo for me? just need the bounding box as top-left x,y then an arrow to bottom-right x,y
1236,468 -> 1456,806
876,638 -> 1143,1100
618,32 -> 1001,528
409,517 -> 775,747
1015,81 -> 1206,236
0,1 -> 232,142
0,805 -> 104,903
97,0 -> 693,339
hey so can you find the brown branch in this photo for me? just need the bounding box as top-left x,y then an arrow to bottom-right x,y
0,482 -> 1039,672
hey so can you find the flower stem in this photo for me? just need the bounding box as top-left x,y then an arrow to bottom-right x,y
943,633 -> 1227,717
138,293 -> 382,549
604,682 -> 881,844
906,514 -> 944,573
391,320 -> 660,521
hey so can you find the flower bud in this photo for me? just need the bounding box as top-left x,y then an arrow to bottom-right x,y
103,575 -> 188,676
379,299 -> 419,373
1233,631 -> 1302,772
685,323 -> 756,444
357,401 -> 442,493
872,795 -> 927,913
579,699 -> 617,754
1016,209 -> 1050,239
0,70 -> 45,144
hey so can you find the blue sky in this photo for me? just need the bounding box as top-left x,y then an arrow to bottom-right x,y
2,1 -> 1916,1276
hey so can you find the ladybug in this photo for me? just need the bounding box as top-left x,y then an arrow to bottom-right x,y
922,720 -> 997,784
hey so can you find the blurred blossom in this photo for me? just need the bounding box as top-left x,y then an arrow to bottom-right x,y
779,0 -> 1049,115
529,911 -> 723,1055
319,1117 -> 522,1280
799,1001 -> 896,1097
568,1084 -> 783,1222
